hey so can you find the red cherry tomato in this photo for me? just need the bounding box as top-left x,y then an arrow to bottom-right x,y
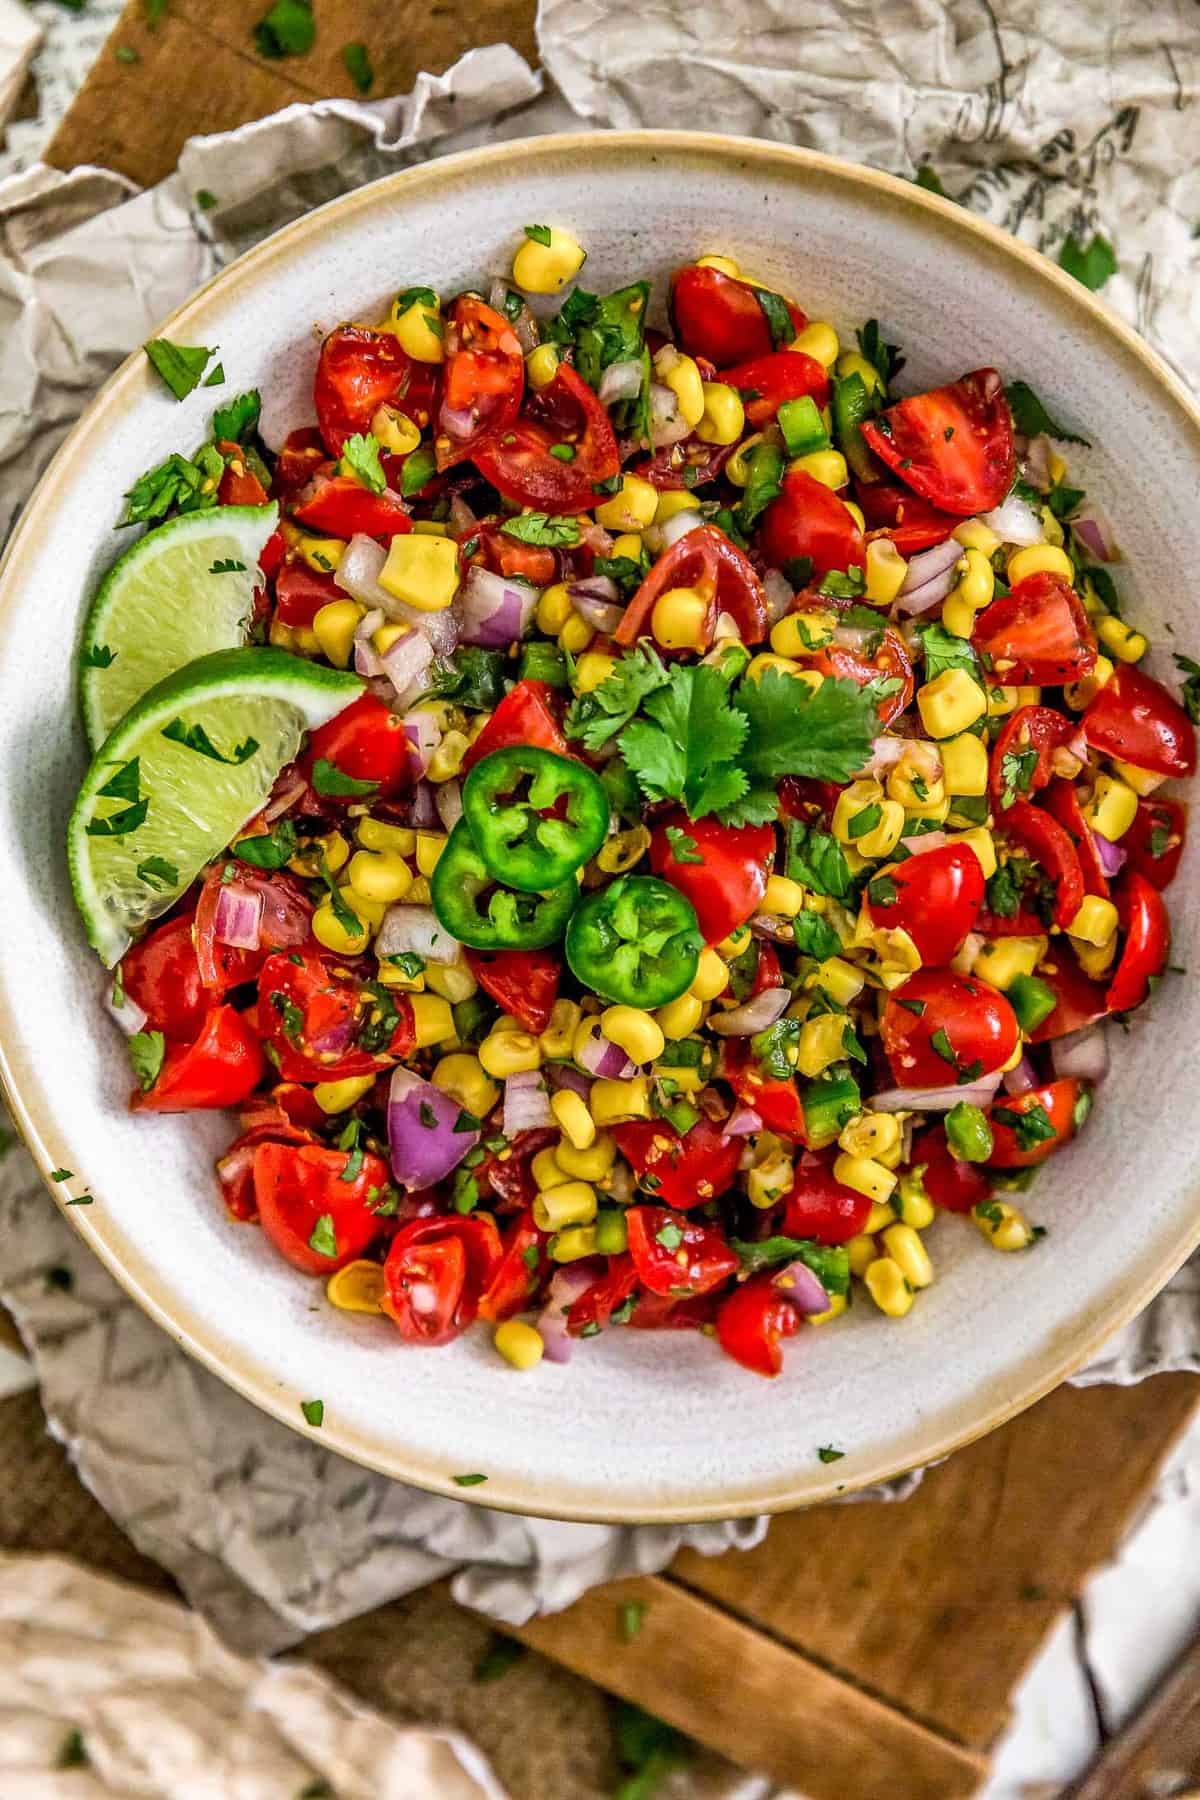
1123,797 -> 1186,891
715,1273 -> 801,1377
218,1116 -> 316,1222
215,441 -> 269,506
436,296 -> 524,470
615,523 -> 769,650
462,520 -> 559,587
474,1128 -> 558,1213
1106,871 -> 1170,1014
783,1151 -> 872,1243
989,707 -> 1077,813
971,573 -> 1096,687
291,473 -> 412,540
854,480 -> 958,553
1001,799 -> 1085,931
626,1206 -> 739,1298
611,1118 -> 742,1212
649,811 -> 774,944
460,680 -> 570,773
132,1005 -> 264,1113
1042,778 -> 1109,897
907,1123 -> 992,1215
121,911 -> 209,1041
253,1140 -> 390,1273
274,559 -> 342,627
810,620 -> 913,726
1028,950 -> 1110,1044
722,1037 -> 808,1140
628,1291 -> 717,1330
859,369 -> 1015,515
314,325 -> 439,455
760,470 -> 866,582
303,691 -> 415,800
473,365 -> 619,512
465,949 -> 559,1034
670,264 -> 805,368
382,1214 -> 504,1344
749,941 -> 782,998
273,428 -> 328,501
477,1210 -> 546,1323
865,844 -> 985,965
193,863 -> 312,991
630,437 -> 736,492
987,1079 -> 1082,1169
256,948 -> 415,1082
1082,663 -> 1197,779
881,969 -> 1020,1088
566,1254 -> 639,1336
721,350 -> 829,427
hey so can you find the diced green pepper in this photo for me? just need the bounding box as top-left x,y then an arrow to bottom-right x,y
594,1208 -> 629,1254
832,372 -> 877,482
802,1072 -> 862,1148
778,395 -> 830,457
945,1101 -> 994,1163
1007,973 -> 1058,1033
518,641 -> 568,688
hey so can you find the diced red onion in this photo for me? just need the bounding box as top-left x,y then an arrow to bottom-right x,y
899,829 -> 948,856
106,979 -> 148,1037
537,1263 -> 599,1365
503,1069 -> 554,1137
487,279 -> 538,355
402,710 -> 442,777
1051,1024 -> 1110,1084
262,767 -> 308,822
409,780 -> 439,829
899,537 -> 962,597
388,1065 -> 479,1191
337,535 -> 458,655
448,495 -> 478,536
309,1015 -> 354,1058
213,882 -> 264,951
1092,829 -> 1127,876
773,1261 -> 829,1317
980,492 -> 1044,547
353,607 -> 387,678
832,625 -> 876,653
709,988 -> 790,1036
1071,508 -> 1118,562
750,914 -> 793,943
441,404 -> 477,443
1023,434 -> 1054,489
599,358 -> 645,405
381,628 -> 434,708
548,1063 -> 592,1100
576,1028 -> 636,1079
723,1106 -> 763,1137
872,1069 -> 1005,1112
434,779 -> 463,832
376,904 -> 462,966
578,520 -> 615,557
1002,1055 -> 1038,1095
458,563 -> 537,648
763,569 -> 793,624
863,736 -> 912,780
648,381 -> 691,448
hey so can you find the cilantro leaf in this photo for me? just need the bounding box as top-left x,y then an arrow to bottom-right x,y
253,0 -> 315,57
782,820 -> 854,900
917,621 -> 980,682
790,910 -> 843,962
665,826 -> 702,864
211,388 -> 261,444
728,1236 -> 850,1296
992,1101 -> 1058,1151
1174,653 -> 1200,724
143,339 -> 217,400
1058,231 -> 1117,292
818,566 -> 866,599
564,644 -> 669,750
235,819 -> 297,870
128,1030 -> 165,1092
856,319 -> 905,389
312,759 -> 379,797
1004,381 -> 1091,446
80,643 -> 116,668
619,661 -> 748,818
523,224 -> 552,247
308,1213 -> 339,1258
342,40 -> 373,91
340,432 -> 385,494
999,746 -> 1039,808
753,286 -> 795,350
914,164 -> 947,197
501,512 -> 581,547
162,718 -> 258,764
594,552 -> 649,597
136,856 -> 178,890
736,670 -> 878,787
301,1398 -> 324,1427
118,445 -> 225,526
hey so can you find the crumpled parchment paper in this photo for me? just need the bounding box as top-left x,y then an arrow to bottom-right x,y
0,0 -> 1198,1668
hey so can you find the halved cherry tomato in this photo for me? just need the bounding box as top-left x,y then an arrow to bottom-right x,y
670,264 -> 805,368
630,437 -> 736,492
612,1117 -> 742,1212
971,573 -> 1096,686
465,949 -> 558,1034
859,369 -> 1015,515
1000,800 -> 1084,931
1107,871 -> 1170,1014
987,1079 -> 1082,1169
253,1140 -> 390,1273
273,559 -> 342,627
121,910 -> 209,1041
216,441 -> 269,506
292,473 -> 412,540
783,1151 -> 872,1243
749,941 -> 782,998
193,863 -> 312,991
436,296 -> 524,469
304,692 -> 415,800
908,1123 -> 992,1214
626,1206 -> 739,1297
760,470 -> 866,582
628,1290 -> 717,1330
315,324 -> 439,455
382,1214 -> 503,1344
474,1128 -> 559,1213
477,1209 -> 545,1323
715,1273 -> 801,1377
855,480 -> 958,553
649,811 -> 774,944
461,680 -> 569,773
273,428 -> 329,501
474,365 -> 619,513
722,350 -> 829,428
616,523 -> 769,649
256,948 -> 415,1082
462,520 -> 559,587
1028,951 -> 1109,1044
1123,797 -> 1186,891
1043,778 -> 1109,897
1082,663 -> 1197,779
133,1005 -> 264,1113
566,1254 -> 639,1336
810,619 -> 913,726
865,843 -> 985,965
881,969 -> 1020,1088
722,1037 -> 807,1140
990,707 -> 1077,812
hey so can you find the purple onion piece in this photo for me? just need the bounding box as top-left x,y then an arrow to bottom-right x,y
388,1065 -> 479,1191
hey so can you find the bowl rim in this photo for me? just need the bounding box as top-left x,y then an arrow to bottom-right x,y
3,128 -> 1200,1523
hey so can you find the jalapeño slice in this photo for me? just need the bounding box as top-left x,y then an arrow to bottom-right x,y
566,874 -> 702,1008
462,746 -> 610,892
431,819 -> 578,951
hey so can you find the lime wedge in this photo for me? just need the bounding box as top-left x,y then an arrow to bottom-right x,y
69,647 -> 362,966
79,505 -> 279,748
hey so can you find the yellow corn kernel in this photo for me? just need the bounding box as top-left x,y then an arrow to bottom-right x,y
525,343 -> 560,391
532,1146 -> 567,1191
986,684 -> 1021,718
539,999 -> 582,1061
591,1076 -> 652,1126
601,1005 -> 665,1065
378,534 -> 459,612
941,592 -> 977,641
1076,935 -> 1119,979
285,828 -> 350,878
388,291 -> 444,362
885,742 -> 944,811
791,320 -> 839,368
894,1172 -> 935,1230
427,729 -> 470,784
855,799 -> 906,860
838,1111 -> 901,1160
550,1225 -> 600,1263
696,253 -> 740,276
595,474 -> 658,532
807,1293 -> 847,1327
297,535 -> 345,577
864,538 -> 908,605
652,586 -> 708,650
478,1029 -> 542,1077
952,518 -> 1001,557
863,1201 -> 897,1234
431,1052 -> 498,1119
404,993 -> 453,1050
654,489 -> 702,526
326,1260 -> 387,1315
725,432 -> 765,488
493,1320 -> 544,1370
533,1180 -> 598,1232
656,992 -> 704,1040
832,778 -> 885,846
918,668 -> 988,738
311,599 -> 365,670
939,733 -> 989,797
513,226 -> 586,295
414,832 -> 447,877
797,1013 -> 848,1078
357,817 -> 415,856
846,1234 -> 877,1277
559,611 -> 594,654
373,622 -> 409,658
1112,760 -> 1166,798
404,876 -> 431,904
657,350 -> 706,428
759,874 -> 805,918
1097,615 -> 1148,664
771,611 -> 836,658
691,948 -> 729,1002
1068,894 -> 1119,948
574,652 -> 617,696
974,935 -> 1045,991
371,405 -> 422,456
1006,544 -> 1074,585
536,582 -> 573,634
881,1222 -> 933,1290
790,449 -> 848,490
951,546 -> 995,613
835,350 -> 883,395
269,618 -> 320,655
835,1154 -> 897,1206
864,1257 -> 914,1317
374,962 -> 424,994
609,534 -> 643,564
556,1133 -> 616,1182
807,957 -> 865,1007
1087,773 -> 1139,841
748,1148 -> 795,1210
423,961 -> 477,1005
596,825 -> 651,874
313,896 -> 370,955
744,652 -> 823,690
346,849 -> 413,905
695,381 -> 745,446
313,1073 -> 377,1114
1064,655 -> 1114,711
951,827 -> 997,880
551,1089 -> 596,1152
973,1199 -> 1035,1252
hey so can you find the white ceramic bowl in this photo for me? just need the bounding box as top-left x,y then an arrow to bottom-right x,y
1,133 -> 1197,1522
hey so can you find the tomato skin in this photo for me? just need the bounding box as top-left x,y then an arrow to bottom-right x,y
437,296 -> 524,469
860,369 -> 1015,515
304,692 -> 414,800
460,680 -> 569,773
253,1140 -> 390,1274
256,948 -> 415,1082
670,265 -> 805,368
273,428 -> 328,501
133,1005 -> 264,1113
626,1206 -> 739,1298
855,480 -> 958,553
477,1210 -> 545,1322
1001,799 -> 1085,931
463,520 -> 558,587
474,1127 -> 557,1212
723,1037 -> 808,1140
612,1118 -> 742,1212
274,559 -> 342,627
990,707 -> 1076,813
216,441 -> 269,506
716,1274 -> 801,1377
908,1124 -> 992,1214
811,622 -> 913,726
1082,663 -> 1197,779
567,1254 -> 639,1336
382,1214 -> 503,1344
473,365 -> 618,512
1106,871 -> 1170,1014
722,350 -> 829,427
972,573 -> 1097,687
1123,797 -> 1186,891
616,523 -> 768,649
881,969 -> 1020,1088
121,911 -> 209,1041
760,470 -> 866,582
465,949 -> 558,1034
987,1079 -> 1081,1169
630,438 -> 736,492
315,324 -> 439,455
1028,951 -> 1109,1044
783,1152 -> 872,1243
1043,778 -> 1109,897
292,474 -> 412,540
649,811 -> 773,945
865,844 -> 985,966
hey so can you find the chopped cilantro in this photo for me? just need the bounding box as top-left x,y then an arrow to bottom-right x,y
453,1472 -> 488,1486
308,1214 -> 339,1259
817,1445 -> 845,1463
162,718 -> 258,764
501,512 -> 581,547
783,820 -> 854,900
992,1101 -> 1058,1151
340,431 -> 386,494
253,0 -> 315,57
127,1030 -> 165,1092
211,389 -> 261,443
665,826 -> 703,864
300,1398 -> 324,1427
619,1600 -> 648,1642
1173,653 -> 1200,724
1058,231 -> 1117,292
143,339 -> 217,400
341,40 -> 374,91
728,1237 -> 850,1296
312,759 -> 379,797
1004,380 -> 1091,446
